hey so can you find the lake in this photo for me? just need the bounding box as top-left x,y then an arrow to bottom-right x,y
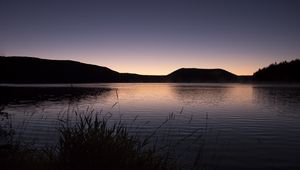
1,83 -> 300,169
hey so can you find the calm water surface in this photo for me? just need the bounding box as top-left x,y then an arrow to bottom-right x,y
1,83 -> 300,169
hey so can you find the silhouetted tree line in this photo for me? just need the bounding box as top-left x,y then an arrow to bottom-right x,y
2,56 -> 299,83
253,59 -> 300,82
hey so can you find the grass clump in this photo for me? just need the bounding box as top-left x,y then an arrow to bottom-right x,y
0,113 -> 178,170
56,114 -> 177,170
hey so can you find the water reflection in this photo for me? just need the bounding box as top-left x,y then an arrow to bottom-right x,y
0,86 -> 114,148
253,85 -> 300,116
170,84 -> 255,110
0,86 -> 112,106
1,83 -> 300,169
170,84 -> 231,106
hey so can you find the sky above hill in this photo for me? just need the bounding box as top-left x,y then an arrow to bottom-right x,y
1,0 -> 300,75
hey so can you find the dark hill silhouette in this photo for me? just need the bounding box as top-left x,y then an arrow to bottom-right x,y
1,56 -> 242,83
167,68 -> 238,82
0,56 -> 119,83
253,59 -> 300,82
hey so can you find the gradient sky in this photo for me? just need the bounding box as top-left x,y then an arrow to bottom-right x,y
1,0 -> 300,75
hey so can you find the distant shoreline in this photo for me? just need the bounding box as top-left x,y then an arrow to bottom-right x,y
2,83 -> 300,88
1,56 -> 299,83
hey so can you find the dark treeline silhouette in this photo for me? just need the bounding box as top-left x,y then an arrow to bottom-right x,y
253,59 -> 300,82
1,56 -> 299,83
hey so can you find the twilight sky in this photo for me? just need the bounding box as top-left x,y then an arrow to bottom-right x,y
1,0 -> 300,75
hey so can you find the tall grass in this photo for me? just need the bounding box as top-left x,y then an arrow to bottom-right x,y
56,114 -> 178,170
0,111 -> 178,170
1,102 -> 216,170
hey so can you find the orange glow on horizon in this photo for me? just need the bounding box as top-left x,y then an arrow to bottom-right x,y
7,50 -> 278,76
102,63 -> 259,76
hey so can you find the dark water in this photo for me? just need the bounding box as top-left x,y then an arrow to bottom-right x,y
1,83 -> 300,169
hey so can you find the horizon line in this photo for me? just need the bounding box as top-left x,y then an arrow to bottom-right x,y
0,55 -> 282,76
